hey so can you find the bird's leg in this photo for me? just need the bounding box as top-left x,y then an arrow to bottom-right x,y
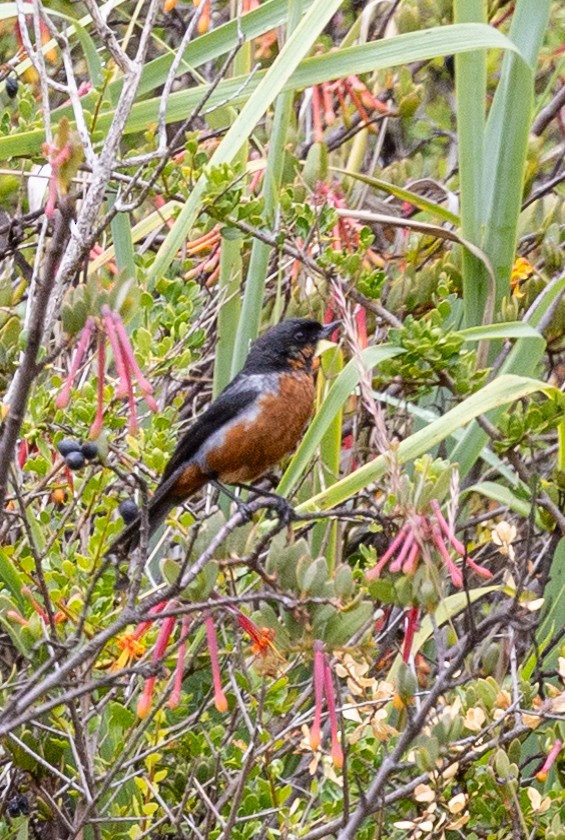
210,480 -> 254,521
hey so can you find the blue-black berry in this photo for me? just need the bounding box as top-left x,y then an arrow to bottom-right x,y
81,441 -> 99,460
6,75 -> 18,99
65,451 -> 86,470
119,499 -> 139,523
57,438 -> 82,457
7,794 -> 29,817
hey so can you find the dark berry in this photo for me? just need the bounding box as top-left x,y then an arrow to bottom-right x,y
119,499 -> 139,523
65,451 -> 86,470
7,793 -> 29,817
81,441 -> 99,460
6,75 -> 18,99
57,438 -> 82,457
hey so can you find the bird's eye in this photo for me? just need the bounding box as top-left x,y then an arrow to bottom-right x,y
294,330 -> 305,342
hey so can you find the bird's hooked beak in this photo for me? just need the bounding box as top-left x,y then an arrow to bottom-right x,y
315,320 -> 341,356
321,320 -> 341,339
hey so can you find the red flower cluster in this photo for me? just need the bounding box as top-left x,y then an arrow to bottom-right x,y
131,603 -> 276,718
311,75 -> 389,142
367,500 -> 492,587
310,640 -> 343,768
56,308 -> 157,437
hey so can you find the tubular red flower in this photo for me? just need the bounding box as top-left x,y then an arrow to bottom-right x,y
402,606 -> 420,663
152,613 -> 177,661
169,615 -> 191,709
205,613 -> 228,713
536,740 -> 562,782
137,675 -> 156,718
366,523 -> 411,580
389,528 -> 416,573
324,658 -> 343,768
55,316 -> 95,409
312,84 -> 324,142
310,640 -> 325,750
431,500 -> 465,555
112,313 -> 154,398
235,611 -> 275,656
402,540 -> 420,575
355,306 -> 368,349
90,332 -> 105,438
431,525 -> 463,587
465,556 -> 493,579
133,601 -> 169,640
137,611 -> 177,717
322,82 -> 335,125
101,306 -> 129,398
21,586 -> 49,621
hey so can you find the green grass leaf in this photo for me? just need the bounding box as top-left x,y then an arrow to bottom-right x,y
297,375 -> 555,512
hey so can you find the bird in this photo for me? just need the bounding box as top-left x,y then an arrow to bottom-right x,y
108,317 -> 340,555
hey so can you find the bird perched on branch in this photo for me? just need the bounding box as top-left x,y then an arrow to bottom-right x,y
108,317 -> 339,555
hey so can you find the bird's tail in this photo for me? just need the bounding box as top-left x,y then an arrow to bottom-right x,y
106,466 -> 208,558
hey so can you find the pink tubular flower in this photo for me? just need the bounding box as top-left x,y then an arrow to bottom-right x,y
101,306 -> 129,398
366,524 -> 411,581
90,332 -> 105,438
431,523 -> 463,587
56,317 -> 95,409
388,527 -> 416,573
311,84 -> 324,142
431,500 -> 465,554
536,740 -> 562,782
324,658 -> 343,768
137,610 -> 177,719
310,641 -> 343,769
57,307 -> 158,436
367,502 -> 493,587
137,674 -> 157,719
133,601 -> 169,640
205,613 -> 228,713
402,606 -> 420,664
310,640 -> 325,751
169,615 -> 191,709
112,313 -> 157,411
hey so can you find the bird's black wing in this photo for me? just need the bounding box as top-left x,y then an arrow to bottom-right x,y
159,375 -> 258,483
106,378 -> 259,556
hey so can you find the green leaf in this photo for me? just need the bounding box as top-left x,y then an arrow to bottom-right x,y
463,480 -> 545,529
323,602 -> 373,647
533,538 -> 565,676
458,322 -> 542,342
0,547 -> 25,608
297,375 -> 555,512
331,168 -> 460,225
146,0 -> 347,289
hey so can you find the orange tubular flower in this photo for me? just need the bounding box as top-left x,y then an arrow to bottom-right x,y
235,611 -> 276,657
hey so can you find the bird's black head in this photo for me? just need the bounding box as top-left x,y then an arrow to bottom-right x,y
243,318 -> 339,374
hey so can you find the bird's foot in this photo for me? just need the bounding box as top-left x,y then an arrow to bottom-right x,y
235,483 -> 296,526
